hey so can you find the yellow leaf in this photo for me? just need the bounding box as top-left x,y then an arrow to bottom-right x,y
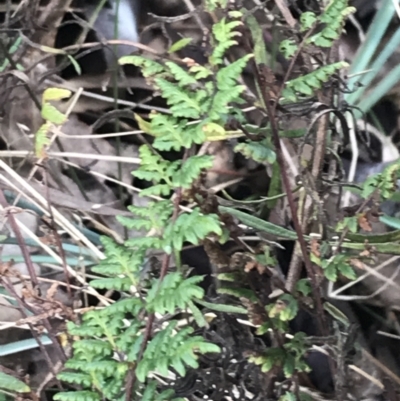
42,88 -> 71,102
35,122 -> 51,159
202,122 -> 227,140
134,113 -> 154,136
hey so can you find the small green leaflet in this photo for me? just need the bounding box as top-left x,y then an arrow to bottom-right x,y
169,38 -> 193,53
188,301 -> 208,328
235,140 -> 276,164
323,302 -> 350,327
246,15 -> 269,65
0,372 -> 30,393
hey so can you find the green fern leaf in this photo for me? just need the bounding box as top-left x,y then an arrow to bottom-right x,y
140,184 -> 172,197
283,61 -> 348,102
211,18 -> 243,64
91,237 -> 144,277
151,116 -> 205,151
141,381 -> 180,401
247,15 -> 268,65
165,61 -> 198,87
66,321 -> 104,338
280,39 -> 298,59
125,236 -> 163,250
208,86 -> 246,120
54,391 -> 101,401
116,216 -> 152,231
173,155 -> 214,188
189,64 -> 213,80
57,372 -> 92,387
91,277 -> 133,291
124,332 -> 144,360
163,209 -> 222,251
216,55 -> 253,91
120,201 -> 173,231
155,78 -> 202,119
137,321 -> 219,382
235,140 -> 276,163
146,273 -> 204,314
126,202 -> 173,220
307,0 -> 355,48
72,340 -> 113,357
119,55 -> 165,77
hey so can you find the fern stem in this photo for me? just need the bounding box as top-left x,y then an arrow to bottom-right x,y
256,63 -> 328,336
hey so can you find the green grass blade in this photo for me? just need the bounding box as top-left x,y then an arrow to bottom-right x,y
0,335 -> 52,357
357,63 -> 400,113
219,206 -> 303,240
0,372 -> 30,393
348,1 -> 394,84
347,26 -> 400,106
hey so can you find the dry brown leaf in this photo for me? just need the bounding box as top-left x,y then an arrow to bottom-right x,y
358,213 -> 372,232
39,233 -> 58,247
350,258 -> 365,270
182,57 -> 197,67
244,260 -> 257,272
360,249 -> 372,257
21,285 -> 36,300
17,308 -> 63,326
0,261 -> 13,276
310,238 -> 320,257
46,282 -> 59,301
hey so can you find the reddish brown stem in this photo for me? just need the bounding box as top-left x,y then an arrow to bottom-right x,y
255,64 -> 327,336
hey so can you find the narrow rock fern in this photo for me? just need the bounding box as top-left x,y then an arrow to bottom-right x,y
54,5 -> 250,401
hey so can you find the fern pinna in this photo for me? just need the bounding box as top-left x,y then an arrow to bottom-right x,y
54,8 -> 250,401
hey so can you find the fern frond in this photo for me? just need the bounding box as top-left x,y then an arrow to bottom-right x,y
165,61 -> 198,87
56,372 -> 92,387
124,236 -> 163,250
174,155 -> 214,188
136,321 -> 220,382
235,139 -> 276,163
54,390 -> 101,401
73,340 -> 113,357
308,0 -> 355,47
163,209 -> 222,251
155,78 -> 202,119
119,55 -> 165,77
146,273 -> 204,314
211,18 -> 243,65
91,277 -> 133,291
151,115 -> 205,150
282,61 -> 349,102
141,381 -> 182,401
216,54 -> 253,91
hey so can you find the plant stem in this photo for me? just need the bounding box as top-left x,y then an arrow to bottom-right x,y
255,64 -> 328,336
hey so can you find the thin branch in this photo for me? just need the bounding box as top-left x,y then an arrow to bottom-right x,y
255,64 -> 327,336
